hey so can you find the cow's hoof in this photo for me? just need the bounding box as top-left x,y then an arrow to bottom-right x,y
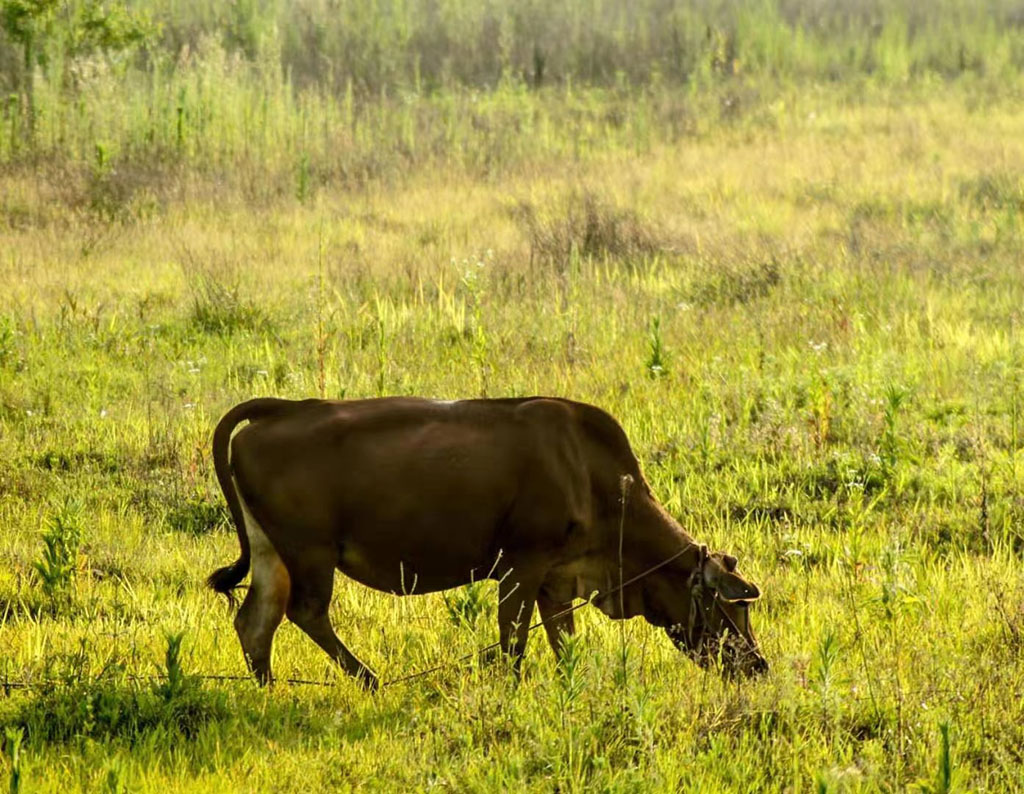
478,647 -> 503,666
358,669 -> 380,692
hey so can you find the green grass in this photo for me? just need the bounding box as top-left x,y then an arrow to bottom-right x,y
1,0 -> 1024,790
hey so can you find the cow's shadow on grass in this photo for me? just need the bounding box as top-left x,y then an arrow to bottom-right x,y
0,675 -> 409,749
1,676 -> 232,746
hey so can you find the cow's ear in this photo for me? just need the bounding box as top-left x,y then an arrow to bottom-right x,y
716,572 -> 760,601
705,559 -> 761,601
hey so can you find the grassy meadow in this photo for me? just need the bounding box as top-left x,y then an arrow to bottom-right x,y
2,0 -> 1024,790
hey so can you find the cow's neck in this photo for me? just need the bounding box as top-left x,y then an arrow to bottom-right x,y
629,494 -> 698,567
579,492 -> 702,620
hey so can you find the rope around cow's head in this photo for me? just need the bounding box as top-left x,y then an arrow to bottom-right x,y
672,543 -> 765,675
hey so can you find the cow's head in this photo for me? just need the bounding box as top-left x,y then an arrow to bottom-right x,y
663,549 -> 768,677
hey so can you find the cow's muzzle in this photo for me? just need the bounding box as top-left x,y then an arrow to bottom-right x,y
731,649 -> 769,677
666,626 -> 769,677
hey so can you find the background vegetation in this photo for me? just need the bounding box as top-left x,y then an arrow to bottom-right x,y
1,0 -> 1023,790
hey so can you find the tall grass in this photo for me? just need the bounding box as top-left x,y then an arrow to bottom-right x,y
2,0 -> 1024,205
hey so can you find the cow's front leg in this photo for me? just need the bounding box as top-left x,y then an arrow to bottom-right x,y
537,588 -> 576,659
497,568 -> 542,677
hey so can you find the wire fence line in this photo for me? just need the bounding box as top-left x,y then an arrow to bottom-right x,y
0,631 -> 1008,703
2,547 -> 1013,707
0,555 -> 677,695
0,664 -> 1006,712
0,552 -> 677,704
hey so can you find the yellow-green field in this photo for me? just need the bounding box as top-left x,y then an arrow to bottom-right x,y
2,1 -> 1024,790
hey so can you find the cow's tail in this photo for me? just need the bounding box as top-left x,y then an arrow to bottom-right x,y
207,398 -> 294,605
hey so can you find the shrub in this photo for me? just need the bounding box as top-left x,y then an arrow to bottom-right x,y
186,269 -> 270,336
514,191 -> 662,266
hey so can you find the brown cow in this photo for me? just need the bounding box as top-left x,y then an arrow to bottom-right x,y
207,396 -> 767,688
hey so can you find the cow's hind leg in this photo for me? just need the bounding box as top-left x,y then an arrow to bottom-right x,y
234,506 -> 290,685
286,561 -> 379,691
537,588 -> 576,659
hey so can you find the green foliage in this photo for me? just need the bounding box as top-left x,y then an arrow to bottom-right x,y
124,0 -> 1024,91
3,728 -> 23,794
683,260 -> 782,308
554,631 -> 588,789
0,0 -> 153,79
555,632 -> 587,710
7,677 -> 227,745
645,316 -> 667,379
880,383 -> 910,473
810,629 -> 841,722
0,634 -> 221,748
442,580 -> 490,630
165,494 -> 229,535
102,759 -> 127,794
32,499 -> 82,610
0,0 -> 59,52
156,632 -> 188,701
920,722 -> 955,794
71,1 -> 154,55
